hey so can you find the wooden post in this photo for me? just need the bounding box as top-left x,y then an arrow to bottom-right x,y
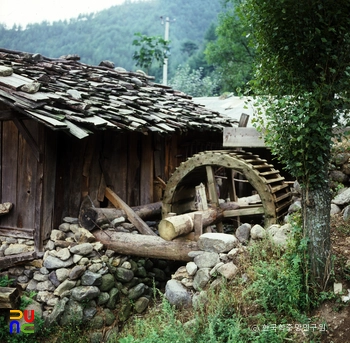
105,187 -> 157,236
193,213 -> 203,240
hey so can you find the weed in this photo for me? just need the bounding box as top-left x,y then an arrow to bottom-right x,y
0,275 -> 14,287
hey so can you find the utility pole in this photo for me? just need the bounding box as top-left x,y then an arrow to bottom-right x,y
160,16 -> 175,86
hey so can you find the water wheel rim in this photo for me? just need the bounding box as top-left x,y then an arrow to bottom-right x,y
162,150 -> 292,227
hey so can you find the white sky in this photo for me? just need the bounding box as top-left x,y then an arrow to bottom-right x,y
0,0 -> 127,28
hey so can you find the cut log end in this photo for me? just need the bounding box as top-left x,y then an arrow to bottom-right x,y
158,214 -> 193,241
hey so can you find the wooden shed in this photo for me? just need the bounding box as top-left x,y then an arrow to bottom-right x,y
0,48 -> 237,265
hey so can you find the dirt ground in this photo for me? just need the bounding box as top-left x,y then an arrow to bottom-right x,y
314,215 -> 350,343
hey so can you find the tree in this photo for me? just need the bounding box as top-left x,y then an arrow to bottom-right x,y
132,32 -> 170,75
205,1 -> 254,93
240,0 -> 350,290
169,64 -> 218,97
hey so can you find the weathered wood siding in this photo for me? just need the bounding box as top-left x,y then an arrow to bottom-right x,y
0,119 -> 55,248
53,130 -> 223,227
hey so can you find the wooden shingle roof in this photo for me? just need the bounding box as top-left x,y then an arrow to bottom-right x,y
0,48 -> 237,139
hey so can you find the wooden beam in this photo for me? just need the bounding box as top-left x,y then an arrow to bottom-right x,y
223,205 -> 265,217
0,228 -> 34,239
0,287 -> 21,309
105,187 -> 157,236
0,251 -> 37,269
93,230 -> 198,261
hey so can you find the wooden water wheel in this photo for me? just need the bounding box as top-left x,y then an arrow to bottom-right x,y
162,150 -> 292,230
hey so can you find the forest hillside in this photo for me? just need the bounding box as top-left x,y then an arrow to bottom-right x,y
0,0 -> 222,81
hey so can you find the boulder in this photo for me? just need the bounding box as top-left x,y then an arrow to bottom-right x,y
198,233 -> 238,253
165,279 -> 192,308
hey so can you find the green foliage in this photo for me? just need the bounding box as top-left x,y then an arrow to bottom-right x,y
132,33 -> 169,74
241,0 -> 350,190
0,275 -> 14,287
169,64 -> 219,96
246,227 -> 310,320
204,1 -> 255,93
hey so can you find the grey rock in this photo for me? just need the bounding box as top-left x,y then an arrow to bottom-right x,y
40,267 -> 50,275
48,271 -> 61,287
60,299 -> 83,326
56,248 -> 71,261
332,187 -> 350,205
83,306 -> 97,320
43,255 -> 74,269
186,262 -> 198,276
74,227 -> 96,243
73,254 -> 83,264
21,82 -> 41,94
54,279 -> 77,297
70,243 -> 94,256
267,224 -> 280,236
329,170 -> 348,184
36,290 -> 55,303
26,279 -> 38,292
152,268 -> 166,281
272,228 -> 289,247
250,224 -> 266,239
106,288 -> 119,309
50,229 -> 66,241
119,300 -> 133,322
331,203 -> 341,215
17,275 -> 29,283
128,283 -> 145,300
134,297 -> 149,313
193,268 -> 211,291
0,65 -> 13,76
71,286 -> 100,302
58,223 -> 71,232
115,267 -> 134,282
81,270 -> 102,286
100,274 -> 115,292
210,262 -> 225,276
188,251 -> 204,258
45,297 -> 69,326
136,266 -> 147,278
97,292 -> 110,306
104,308 -> 116,326
235,223 -> 251,243
4,244 -> 30,255
36,280 -> 55,291
8,266 -> 24,276
63,217 -> 79,224
217,262 -> 238,280
33,272 -> 49,282
194,252 -> 220,269
69,265 -> 86,280
165,279 -> 192,308
288,200 -> 302,213
198,233 -> 238,253
88,262 -> 103,273
343,205 -> 350,221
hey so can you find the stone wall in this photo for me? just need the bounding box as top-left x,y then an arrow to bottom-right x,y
1,219 -> 177,342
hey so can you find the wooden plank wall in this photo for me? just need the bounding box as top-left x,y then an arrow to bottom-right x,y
53,130 -> 225,228
0,120 -> 43,241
